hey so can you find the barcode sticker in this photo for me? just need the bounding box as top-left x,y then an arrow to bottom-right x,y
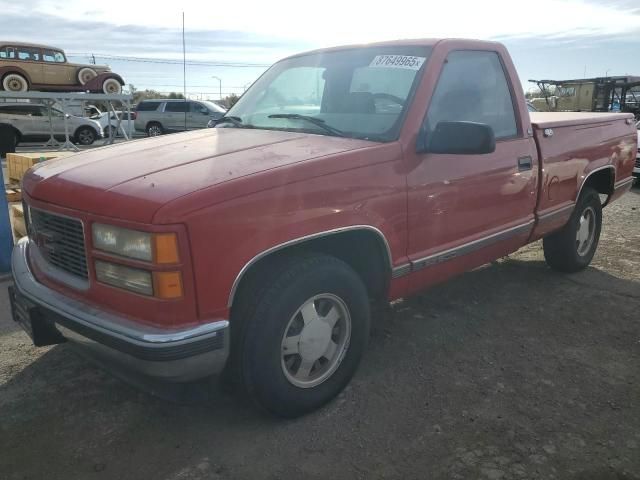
369,55 -> 426,70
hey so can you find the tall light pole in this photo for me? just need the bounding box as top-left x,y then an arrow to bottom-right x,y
605,69 -> 611,78
211,76 -> 222,100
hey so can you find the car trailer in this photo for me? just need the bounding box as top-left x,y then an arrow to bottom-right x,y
0,91 -> 134,153
529,76 -> 640,119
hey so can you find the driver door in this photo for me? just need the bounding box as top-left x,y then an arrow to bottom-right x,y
405,50 -> 538,292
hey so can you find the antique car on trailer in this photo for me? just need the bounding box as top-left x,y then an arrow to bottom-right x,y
0,42 -> 124,94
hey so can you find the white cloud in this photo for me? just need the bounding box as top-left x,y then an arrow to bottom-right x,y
26,0 -> 640,46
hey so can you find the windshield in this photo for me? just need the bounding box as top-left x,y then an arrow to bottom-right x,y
225,46 -> 431,141
201,101 -> 226,113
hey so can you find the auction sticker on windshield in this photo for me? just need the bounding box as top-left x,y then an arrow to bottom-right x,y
369,55 -> 426,70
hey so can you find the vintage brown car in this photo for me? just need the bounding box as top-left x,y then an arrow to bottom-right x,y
0,42 -> 125,94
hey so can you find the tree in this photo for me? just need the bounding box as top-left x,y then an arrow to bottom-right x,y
131,87 -> 185,104
220,93 -> 240,109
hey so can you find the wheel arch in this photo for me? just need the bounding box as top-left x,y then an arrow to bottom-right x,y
0,67 -> 32,88
578,165 -> 615,205
0,122 -> 22,141
146,121 -> 163,131
227,226 -> 393,309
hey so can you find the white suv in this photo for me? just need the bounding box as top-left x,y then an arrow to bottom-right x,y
0,103 -> 103,151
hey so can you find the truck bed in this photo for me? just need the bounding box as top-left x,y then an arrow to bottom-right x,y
530,111 -> 633,129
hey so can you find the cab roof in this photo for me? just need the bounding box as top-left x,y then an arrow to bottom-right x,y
0,41 -> 62,51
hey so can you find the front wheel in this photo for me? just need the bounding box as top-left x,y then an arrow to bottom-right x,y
235,254 -> 370,418
75,127 -> 96,145
102,78 -> 122,94
543,187 -> 602,272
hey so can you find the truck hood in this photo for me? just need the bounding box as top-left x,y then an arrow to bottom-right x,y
24,128 -> 374,223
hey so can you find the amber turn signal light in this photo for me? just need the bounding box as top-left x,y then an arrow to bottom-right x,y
154,271 -> 183,299
154,233 -> 180,264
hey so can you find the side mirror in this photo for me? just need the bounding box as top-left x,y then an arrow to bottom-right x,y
418,121 -> 496,155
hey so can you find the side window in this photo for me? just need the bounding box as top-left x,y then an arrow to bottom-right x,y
17,47 -> 41,62
426,51 -> 518,140
190,102 -> 207,114
164,102 -> 190,113
43,50 -> 65,63
1,47 -> 16,59
136,101 -> 161,112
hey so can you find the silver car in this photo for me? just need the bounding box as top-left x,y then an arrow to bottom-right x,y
0,103 -> 104,147
134,99 -> 226,136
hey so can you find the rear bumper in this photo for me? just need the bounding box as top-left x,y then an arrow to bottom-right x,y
11,237 -> 229,382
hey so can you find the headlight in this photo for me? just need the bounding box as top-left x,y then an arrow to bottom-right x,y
93,224 -> 152,261
95,260 -> 153,296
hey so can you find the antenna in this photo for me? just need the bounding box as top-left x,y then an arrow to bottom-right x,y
182,11 -> 187,131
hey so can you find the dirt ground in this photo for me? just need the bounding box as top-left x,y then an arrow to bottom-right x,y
1,186 -> 638,480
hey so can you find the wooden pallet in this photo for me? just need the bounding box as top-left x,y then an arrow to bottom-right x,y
6,151 -> 75,183
6,185 -> 21,203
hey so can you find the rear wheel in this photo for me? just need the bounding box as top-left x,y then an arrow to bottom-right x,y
2,73 -> 28,92
543,187 -> 602,272
146,122 -> 163,137
234,254 -> 370,418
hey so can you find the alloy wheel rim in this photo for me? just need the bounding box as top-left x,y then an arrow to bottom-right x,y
576,206 -> 596,256
78,130 -> 93,144
148,126 -> 161,136
281,293 -> 351,389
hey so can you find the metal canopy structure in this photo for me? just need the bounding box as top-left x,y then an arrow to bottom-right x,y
0,91 -> 134,151
528,76 -> 640,118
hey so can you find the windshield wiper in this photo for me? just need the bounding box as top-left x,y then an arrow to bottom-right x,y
268,114 -> 345,137
215,115 -> 247,128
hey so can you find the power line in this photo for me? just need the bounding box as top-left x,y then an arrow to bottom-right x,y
67,53 -> 270,68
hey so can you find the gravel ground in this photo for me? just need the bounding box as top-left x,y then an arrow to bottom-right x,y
1,185 -> 638,480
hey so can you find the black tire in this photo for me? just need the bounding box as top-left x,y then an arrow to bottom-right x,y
233,253 -> 370,418
74,127 -> 96,146
543,187 -> 602,273
0,125 -> 18,157
146,122 -> 164,137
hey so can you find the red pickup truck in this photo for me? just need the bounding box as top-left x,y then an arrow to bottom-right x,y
10,39 -> 637,417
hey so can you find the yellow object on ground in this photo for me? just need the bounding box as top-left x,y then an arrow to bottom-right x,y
6,151 -> 75,184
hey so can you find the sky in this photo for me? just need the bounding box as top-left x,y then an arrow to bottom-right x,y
1,0 -> 639,100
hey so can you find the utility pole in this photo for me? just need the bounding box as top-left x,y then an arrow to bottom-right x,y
211,76 -> 222,100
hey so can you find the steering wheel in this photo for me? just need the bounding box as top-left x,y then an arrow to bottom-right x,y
371,93 -> 406,107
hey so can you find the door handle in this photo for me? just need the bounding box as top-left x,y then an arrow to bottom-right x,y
517,156 -> 533,171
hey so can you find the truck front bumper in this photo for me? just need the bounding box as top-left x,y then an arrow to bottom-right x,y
10,237 -> 229,382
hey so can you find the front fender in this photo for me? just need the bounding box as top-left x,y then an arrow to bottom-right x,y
84,72 -> 125,91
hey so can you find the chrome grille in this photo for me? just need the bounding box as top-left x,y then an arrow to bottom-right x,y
29,208 -> 88,279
